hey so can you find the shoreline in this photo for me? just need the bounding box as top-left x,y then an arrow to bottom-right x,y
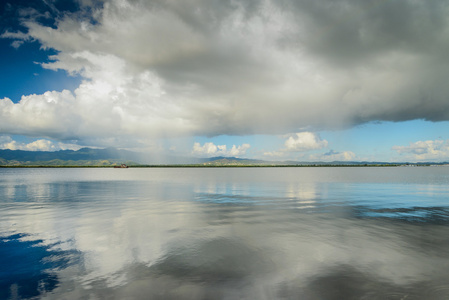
0,164 -> 442,168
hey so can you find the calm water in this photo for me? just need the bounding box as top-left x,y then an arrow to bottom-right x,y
1,167 -> 449,300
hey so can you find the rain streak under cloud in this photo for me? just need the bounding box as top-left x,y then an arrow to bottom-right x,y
1,0 -> 449,160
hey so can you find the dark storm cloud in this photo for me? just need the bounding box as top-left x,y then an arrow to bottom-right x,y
1,0 -> 449,142
280,0 -> 449,64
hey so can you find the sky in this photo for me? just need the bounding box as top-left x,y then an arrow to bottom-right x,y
1,0 -> 449,162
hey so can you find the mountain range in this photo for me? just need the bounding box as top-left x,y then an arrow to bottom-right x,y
0,147 -> 445,166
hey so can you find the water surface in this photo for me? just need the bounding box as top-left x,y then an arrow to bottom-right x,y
1,167 -> 449,299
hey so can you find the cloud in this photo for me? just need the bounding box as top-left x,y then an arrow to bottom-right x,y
392,139 -> 449,161
263,132 -> 327,158
309,150 -> 356,162
2,0 -> 449,146
0,135 -> 81,151
284,132 -> 328,152
1,31 -> 31,41
263,132 -> 357,161
192,142 -> 250,157
228,144 -> 251,156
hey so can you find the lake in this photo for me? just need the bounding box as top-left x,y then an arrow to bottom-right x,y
1,167 -> 449,299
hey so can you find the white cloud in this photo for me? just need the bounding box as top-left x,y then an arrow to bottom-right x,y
228,144 -> 251,156
2,0 -> 449,147
23,139 -> 57,151
0,136 -> 81,151
192,142 -> 250,157
262,132 -> 356,161
262,132 -> 328,158
284,132 -> 328,152
392,140 -> 449,161
0,136 -> 18,150
193,142 -> 219,155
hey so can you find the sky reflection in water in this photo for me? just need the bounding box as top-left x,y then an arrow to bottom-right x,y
1,167 -> 449,299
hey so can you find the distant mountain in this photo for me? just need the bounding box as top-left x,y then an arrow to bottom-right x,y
201,157 -> 265,166
0,147 -> 133,162
0,147 -> 206,166
0,148 -> 447,166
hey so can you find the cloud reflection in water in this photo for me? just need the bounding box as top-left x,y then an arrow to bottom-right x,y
1,168 -> 449,299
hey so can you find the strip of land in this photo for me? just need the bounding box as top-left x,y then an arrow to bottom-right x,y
0,148 -> 446,167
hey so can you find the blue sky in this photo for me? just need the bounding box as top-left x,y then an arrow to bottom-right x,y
1,0 -> 449,162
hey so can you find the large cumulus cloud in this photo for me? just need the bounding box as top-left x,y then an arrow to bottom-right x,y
2,0 -> 449,144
